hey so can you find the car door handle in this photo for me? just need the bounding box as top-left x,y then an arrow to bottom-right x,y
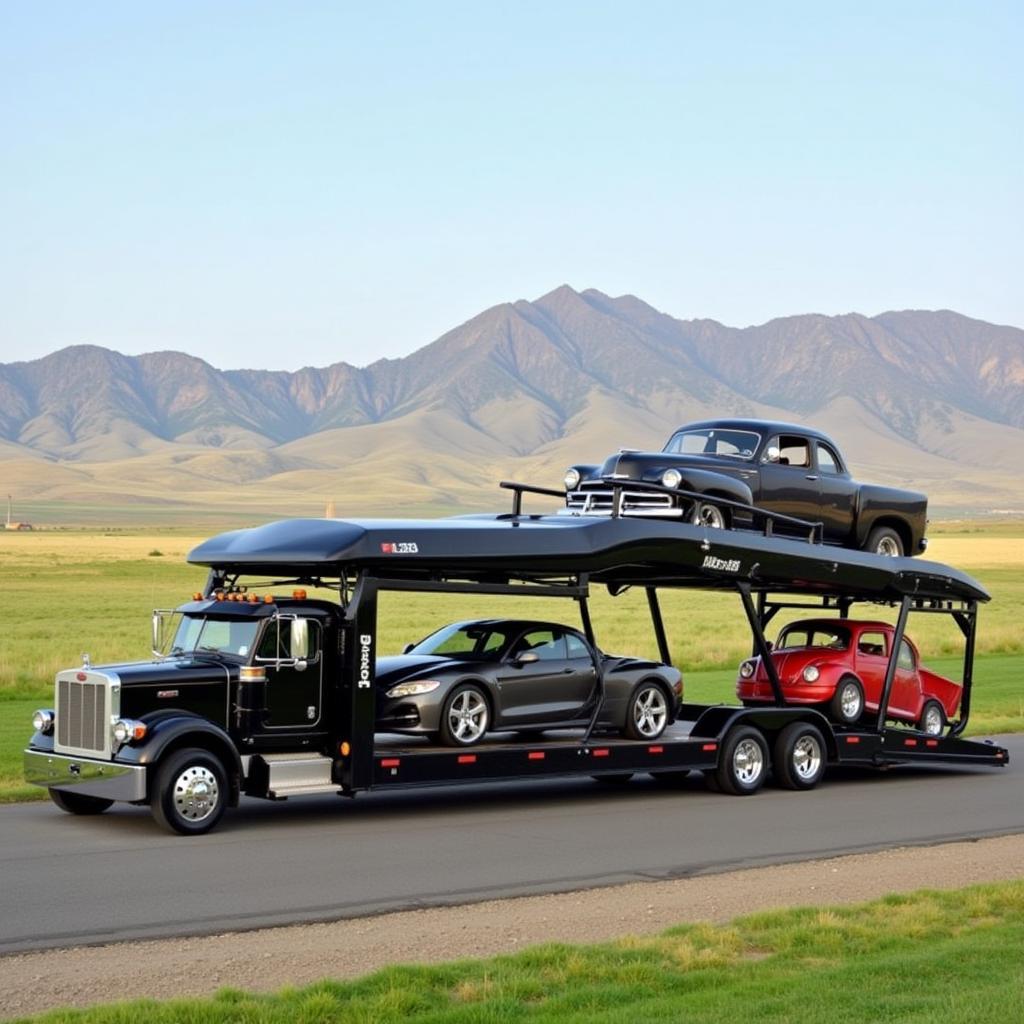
805,474 -> 818,481
561,668 -> 574,674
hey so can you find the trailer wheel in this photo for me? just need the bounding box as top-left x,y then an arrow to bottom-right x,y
49,789 -> 114,815
773,722 -> 826,790
623,681 -> 669,740
150,748 -> 228,836
439,684 -> 490,746
918,700 -> 946,736
829,676 -> 864,725
715,726 -> 769,795
865,526 -> 904,557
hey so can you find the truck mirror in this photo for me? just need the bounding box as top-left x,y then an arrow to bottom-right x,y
765,445 -> 781,463
290,619 -> 309,660
152,612 -> 161,656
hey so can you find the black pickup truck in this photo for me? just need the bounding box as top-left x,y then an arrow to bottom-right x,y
562,418 -> 928,556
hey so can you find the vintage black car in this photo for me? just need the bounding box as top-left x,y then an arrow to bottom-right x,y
562,419 -> 928,556
376,618 -> 682,745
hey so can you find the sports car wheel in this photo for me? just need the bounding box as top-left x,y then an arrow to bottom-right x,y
866,526 -> 904,557
693,502 -> 728,530
918,699 -> 946,736
623,681 -> 669,740
49,790 -> 114,815
715,725 -> 768,795
773,722 -> 826,791
829,676 -> 864,725
439,684 -> 490,746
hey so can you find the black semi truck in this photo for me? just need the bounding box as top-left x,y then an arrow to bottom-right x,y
24,485 -> 1008,834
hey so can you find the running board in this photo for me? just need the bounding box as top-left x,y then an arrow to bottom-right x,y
247,753 -> 339,799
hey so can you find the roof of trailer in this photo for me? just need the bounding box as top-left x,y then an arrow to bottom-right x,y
187,514 -> 988,604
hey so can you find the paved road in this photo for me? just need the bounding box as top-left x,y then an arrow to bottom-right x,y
1,735 -> 1021,954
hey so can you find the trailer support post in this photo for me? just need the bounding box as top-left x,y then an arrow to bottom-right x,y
342,572 -> 379,791
950,603 -> 977,737
875,595 -> 911,732
737,583 -> 785,707
646,587 -> 672,666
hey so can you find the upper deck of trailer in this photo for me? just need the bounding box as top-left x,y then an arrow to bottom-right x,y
188,512 -> 988,604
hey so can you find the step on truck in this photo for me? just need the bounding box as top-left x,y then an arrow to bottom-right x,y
24,483 -> 1009,834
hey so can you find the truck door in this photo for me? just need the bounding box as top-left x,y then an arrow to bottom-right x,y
257,617 -> 325,728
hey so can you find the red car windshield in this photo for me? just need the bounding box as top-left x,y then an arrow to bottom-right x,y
777,624 -> 851,651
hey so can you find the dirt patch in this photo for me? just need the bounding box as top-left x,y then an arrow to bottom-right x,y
2,833 -> 1022,1020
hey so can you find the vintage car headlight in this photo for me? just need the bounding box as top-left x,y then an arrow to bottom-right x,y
32,709 -> 55,734
386,680 -> 442,699
563,468 -> 581,491
739,661 -> 756,679
661,468 -> 682,489
802,666 -> 820,683
112,718 -> 148,744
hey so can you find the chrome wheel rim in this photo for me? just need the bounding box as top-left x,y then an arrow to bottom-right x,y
733,739 -> 764,784
633,686 -> 668,738
173,765 -> 220,823
449,690 -> 488,743
923,705 -> 943,735
695,503 -> 725,529
840,683 -> 862,720
876,536 -> 901,557
792,735 -> 823,780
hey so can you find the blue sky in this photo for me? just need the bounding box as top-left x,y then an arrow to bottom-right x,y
2,1 -> 1021,370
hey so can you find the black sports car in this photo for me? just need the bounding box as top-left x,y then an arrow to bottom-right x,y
375,619 -> 682,746
562,418 -> 928,556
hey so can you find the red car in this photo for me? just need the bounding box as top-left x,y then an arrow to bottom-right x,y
735,619 -> 961,734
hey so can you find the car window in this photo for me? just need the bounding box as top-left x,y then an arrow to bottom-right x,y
897,640 -> 915,671
663,428 -> 759,459
775,435 -> 810,468
777,624 -> 849,650
409,623 -> 511,659
566,633 -> 591,660
817,443 -> 841,475
857,631 -> 887,657
516,629 -> 566,661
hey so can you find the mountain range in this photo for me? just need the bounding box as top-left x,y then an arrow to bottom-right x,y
2,286 -> 1023,521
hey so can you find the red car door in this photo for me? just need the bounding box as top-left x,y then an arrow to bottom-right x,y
890,639 -> 921,720
853,627 -> 890,710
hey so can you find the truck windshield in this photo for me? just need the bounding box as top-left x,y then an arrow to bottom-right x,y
663,428 -> 760,459
168,615 -> 262,659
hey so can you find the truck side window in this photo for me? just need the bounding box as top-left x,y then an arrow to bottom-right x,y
777,435 -> 810,468
897,640 -> 915,671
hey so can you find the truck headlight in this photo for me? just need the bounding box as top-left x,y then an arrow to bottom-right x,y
661,468 -> 682,489
386,680 -> 442,699
32,709 -> 55,734
802,666 -> 820,683
739,661 -> 755,679
112,719 -> 148,744
563,468 -> 581,491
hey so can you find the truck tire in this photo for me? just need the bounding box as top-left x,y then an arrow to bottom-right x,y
829,676 -> 864,725
715,725 -> 769,795
438,683 -> 490,746
773,722 -> 826,790
865,526 -> 904,557
49,789 -> 114,815
150,747 -> 228,836
918,700 -> 946,736
623,681 -> 670,740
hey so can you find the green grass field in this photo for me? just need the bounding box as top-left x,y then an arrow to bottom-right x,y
12,880 -> 1024,1023
1,527 -> 1021,801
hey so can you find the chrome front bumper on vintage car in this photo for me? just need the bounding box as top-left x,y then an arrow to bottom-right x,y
23,749 -> 147,802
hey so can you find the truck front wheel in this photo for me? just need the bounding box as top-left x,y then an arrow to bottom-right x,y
865,526 -> 904,557
50,789 -> 114,815
151,748 -> 228,835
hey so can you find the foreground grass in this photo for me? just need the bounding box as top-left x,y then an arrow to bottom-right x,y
13,881 -> 1024,1023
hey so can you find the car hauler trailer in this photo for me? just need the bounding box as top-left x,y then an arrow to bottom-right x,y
25,485 -> 1008,834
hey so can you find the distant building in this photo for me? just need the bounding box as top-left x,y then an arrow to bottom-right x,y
5,522 -> 33,531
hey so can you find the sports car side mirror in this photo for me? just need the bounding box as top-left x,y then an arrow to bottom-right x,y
515,651 -> 540,665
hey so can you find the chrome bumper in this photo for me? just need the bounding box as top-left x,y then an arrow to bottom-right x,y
24,748 -> 148,802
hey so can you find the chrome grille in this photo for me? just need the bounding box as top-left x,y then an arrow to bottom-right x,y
565,489 -> 681,516
55,673 -> 112,757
